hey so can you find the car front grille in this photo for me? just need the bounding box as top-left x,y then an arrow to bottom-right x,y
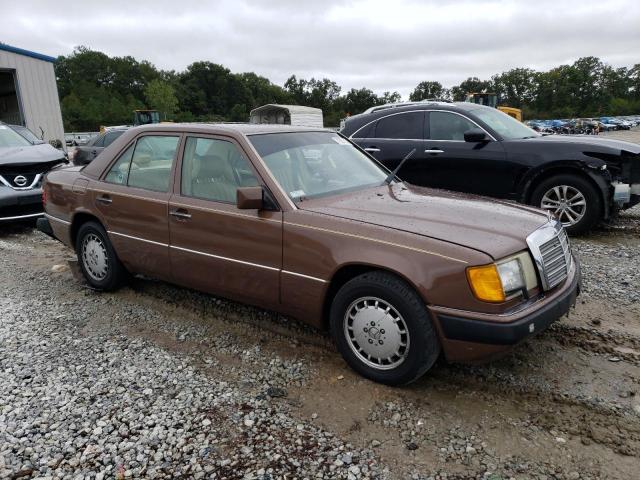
526,220 -> 572,291
538,228 -> 571,289
0,160 -> 65,191
0,173 -> 42,190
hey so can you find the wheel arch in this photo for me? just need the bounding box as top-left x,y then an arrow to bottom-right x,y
520,163 -> 611,218
321,262 -> 428,331
69,211 -> 105,249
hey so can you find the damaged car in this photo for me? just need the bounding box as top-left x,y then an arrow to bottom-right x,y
39,124 -> 579,385
341,102 -> 640,234
0,122 -> 68,222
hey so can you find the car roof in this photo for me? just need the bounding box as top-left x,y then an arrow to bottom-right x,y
341,101 -> 488,134
130,123 -> 330,136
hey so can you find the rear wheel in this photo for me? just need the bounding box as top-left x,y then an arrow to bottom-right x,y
330,271 -> 440,385
76,221 -> 127,290
530,174 -> 602,235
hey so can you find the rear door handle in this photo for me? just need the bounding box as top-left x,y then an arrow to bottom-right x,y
96,194 -> 112,205
424,149 -> 444,154
170,208 -> 191,220
364,147 -> 381,153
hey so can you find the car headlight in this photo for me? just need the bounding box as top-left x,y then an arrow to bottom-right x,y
496,259 -> 525,294
467,254 -> 534,303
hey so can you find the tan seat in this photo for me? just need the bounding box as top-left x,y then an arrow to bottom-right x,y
191,152 -> 238,203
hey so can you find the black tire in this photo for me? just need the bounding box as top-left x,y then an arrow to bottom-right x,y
530,174 -> 602,235
329,271 -> 441,386
76,221 -> 127,290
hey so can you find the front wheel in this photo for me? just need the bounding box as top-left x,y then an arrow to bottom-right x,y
76,221 -> 127,290
330,271 -> 441,385
530,174 -> 602,235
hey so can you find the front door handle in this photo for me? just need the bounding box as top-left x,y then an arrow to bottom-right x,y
96,194 -> 112,205
170,209 -> 191,220
364,147 -> 381,153
424,149 -> 444,154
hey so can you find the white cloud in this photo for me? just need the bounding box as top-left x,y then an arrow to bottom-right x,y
4,0 -> 640,97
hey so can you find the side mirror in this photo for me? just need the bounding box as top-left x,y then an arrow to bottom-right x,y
237,186 -> 265,210
464,128 -> 490,143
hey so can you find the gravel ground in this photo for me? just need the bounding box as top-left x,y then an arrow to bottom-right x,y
0,240 -> 383,479
1,136 -> 640,479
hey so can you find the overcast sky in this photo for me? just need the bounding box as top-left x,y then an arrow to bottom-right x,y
4,0 -> 640,98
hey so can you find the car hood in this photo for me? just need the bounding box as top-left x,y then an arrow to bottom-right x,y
525,134 -> 640,154
0,143 -> 66,166
300,184 -> 550,260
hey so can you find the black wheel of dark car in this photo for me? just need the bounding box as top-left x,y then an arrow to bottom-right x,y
330,271 -> 441,385
530,174 -> 602,235
76,221 -> 127,290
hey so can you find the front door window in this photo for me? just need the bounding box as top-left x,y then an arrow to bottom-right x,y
181,137 -> 259,203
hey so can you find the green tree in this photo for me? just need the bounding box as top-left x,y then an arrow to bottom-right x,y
450,77 -> 492,101
381,91 -> 402,104
409,81 -> 447,101
491,68 -> 537,108
344,88 -> 380,115
144,79 -> 178,120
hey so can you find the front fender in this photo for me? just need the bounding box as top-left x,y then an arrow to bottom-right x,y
518,161 -> 612,218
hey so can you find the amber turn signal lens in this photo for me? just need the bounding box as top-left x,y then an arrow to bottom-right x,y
466,264 -> 506,303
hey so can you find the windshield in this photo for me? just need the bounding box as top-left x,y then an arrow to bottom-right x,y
13,126 -> 41,144
472,108 -> 539,140
249,131 -> 388,201
0,124 -> 31,148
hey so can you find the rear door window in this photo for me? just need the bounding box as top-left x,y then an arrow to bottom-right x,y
105,145 -> 134,185
428,112 -> 477,141
127,136 -> 180,192
374,112 -> 424,139
105,135 -> 180,192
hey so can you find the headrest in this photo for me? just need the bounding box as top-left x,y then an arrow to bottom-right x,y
194,153 -> 235,182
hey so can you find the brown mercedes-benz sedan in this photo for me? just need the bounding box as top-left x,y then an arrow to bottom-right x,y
38,123 -> 580,385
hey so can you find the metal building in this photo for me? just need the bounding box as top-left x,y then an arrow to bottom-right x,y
0,43 -> 65,146
250,104 -> 324,128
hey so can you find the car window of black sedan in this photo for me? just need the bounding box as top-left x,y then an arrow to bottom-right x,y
104,130 -> 124,147
375,112 -> 423,139
428,112 -> 477,141
91,134 -> 106,147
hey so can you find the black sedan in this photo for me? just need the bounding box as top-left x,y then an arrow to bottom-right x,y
341,102 -> 640,234
70,128 -> 127,165
0,122 -> 67,222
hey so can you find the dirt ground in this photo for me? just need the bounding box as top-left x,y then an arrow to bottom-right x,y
2,131 -> 640,479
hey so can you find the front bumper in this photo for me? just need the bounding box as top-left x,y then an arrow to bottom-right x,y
430,257 -> 581,363
0,186 -> 44,221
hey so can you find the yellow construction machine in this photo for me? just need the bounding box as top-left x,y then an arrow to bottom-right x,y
464,93 -> 522,122
100,109 -> 161,133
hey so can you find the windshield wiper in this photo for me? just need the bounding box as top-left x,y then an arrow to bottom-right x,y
384,148 -> 416,185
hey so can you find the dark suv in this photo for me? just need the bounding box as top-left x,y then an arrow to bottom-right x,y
340,101 -> 640,234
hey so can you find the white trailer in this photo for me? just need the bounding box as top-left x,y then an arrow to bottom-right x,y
0,43 -> 65,147
250,104 -> 323,128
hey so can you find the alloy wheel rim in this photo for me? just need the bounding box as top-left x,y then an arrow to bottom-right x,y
344,296 -> 410,371
540,185 -> 586,227
82,233 -> 109,281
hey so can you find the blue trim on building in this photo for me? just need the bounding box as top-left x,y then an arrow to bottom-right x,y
0,43 -> 57,63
